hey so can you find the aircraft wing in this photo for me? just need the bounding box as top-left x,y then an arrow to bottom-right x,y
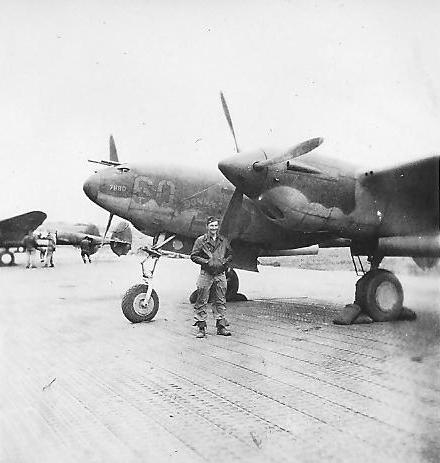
0,211 -> 47,243
359,155 -> 439,234
83,234 -> 129,247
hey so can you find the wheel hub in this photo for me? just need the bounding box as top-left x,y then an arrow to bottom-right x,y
133,293 -> 154,316
375,281 -> 399,313
1,253 -> 13,265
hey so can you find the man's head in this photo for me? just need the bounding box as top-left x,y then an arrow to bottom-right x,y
206,216 -> 219,237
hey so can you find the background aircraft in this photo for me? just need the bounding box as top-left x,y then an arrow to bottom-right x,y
0,212 -> 131,267
37,221 -> 132,257
0,211 -> 47,265
83,98 -> 439,322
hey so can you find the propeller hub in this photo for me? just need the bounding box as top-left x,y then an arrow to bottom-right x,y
218,149 -> 267,197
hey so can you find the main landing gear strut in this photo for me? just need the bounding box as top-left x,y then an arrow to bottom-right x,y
334,253 -> 416,325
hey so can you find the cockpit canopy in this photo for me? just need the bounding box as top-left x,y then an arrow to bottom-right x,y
116,165 -> 131,173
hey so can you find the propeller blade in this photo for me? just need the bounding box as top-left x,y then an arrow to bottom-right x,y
102,213 -> 114,246
109,135 -> 119,163
220,91 -> 240,153
253,137 -> 323,171
151,234 -> 176,251
219,189 -> 244,240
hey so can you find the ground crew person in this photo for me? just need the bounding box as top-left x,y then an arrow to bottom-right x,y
43,232 -> 56,268
37,232 -> 46,262
80,236 -> 94,263
190,216 -> 233,338
23,231 -> 40,269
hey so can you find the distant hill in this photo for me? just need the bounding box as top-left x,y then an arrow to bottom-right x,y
259,248 -> 440,275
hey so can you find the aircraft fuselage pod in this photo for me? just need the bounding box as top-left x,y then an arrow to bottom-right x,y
83,160 -> 359,270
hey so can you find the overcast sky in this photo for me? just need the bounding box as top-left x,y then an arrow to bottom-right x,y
1,0 -> 439,224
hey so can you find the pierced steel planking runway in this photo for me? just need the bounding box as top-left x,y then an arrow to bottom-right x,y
1,249 -> 439,462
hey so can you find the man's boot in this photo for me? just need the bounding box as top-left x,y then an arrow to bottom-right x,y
216,319 -> 231,336
195,321 -> 207,338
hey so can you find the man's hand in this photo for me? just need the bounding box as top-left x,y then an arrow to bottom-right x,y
208,256 -> 226,274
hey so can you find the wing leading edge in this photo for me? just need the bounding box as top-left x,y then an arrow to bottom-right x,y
0,211 -> 47,243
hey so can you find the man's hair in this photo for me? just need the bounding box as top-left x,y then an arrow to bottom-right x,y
206,216 -> 219,226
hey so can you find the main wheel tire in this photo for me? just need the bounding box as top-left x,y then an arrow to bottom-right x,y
228,292 -> 248,302
121,284 -> 159,323
226,268 -> 239,297
0,251 -> 14,266
356,269 -> 403,322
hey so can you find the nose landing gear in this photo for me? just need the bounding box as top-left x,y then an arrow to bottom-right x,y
121,283 -> 159,323
121,237 -> 175,323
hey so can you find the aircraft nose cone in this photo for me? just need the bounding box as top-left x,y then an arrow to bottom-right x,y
83,174 -> 99,202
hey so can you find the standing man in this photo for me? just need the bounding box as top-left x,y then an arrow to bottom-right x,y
37,232 -> 46,263
23,231 -> 40,269
80,236 -> 93,263
43,232 -> 56,268
190,216 -> 233,338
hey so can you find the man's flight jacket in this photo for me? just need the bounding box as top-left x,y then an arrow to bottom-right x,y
190,234 -> 233,275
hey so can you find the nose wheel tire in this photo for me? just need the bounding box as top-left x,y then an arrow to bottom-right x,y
356,269 -> 403,322
121,283 -> 159,323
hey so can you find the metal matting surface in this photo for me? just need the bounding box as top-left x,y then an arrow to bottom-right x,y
1,250 -> 439,462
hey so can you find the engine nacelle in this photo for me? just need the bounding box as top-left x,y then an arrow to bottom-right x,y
110,222 -> 132,256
